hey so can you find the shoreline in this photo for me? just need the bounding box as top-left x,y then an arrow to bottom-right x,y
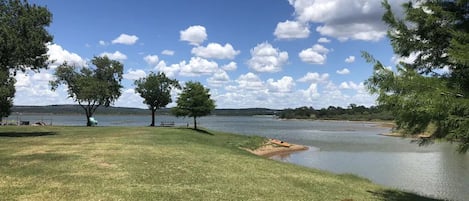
379,132 -> 431,138
245,139 -> 309,157
279,118 -> 396,129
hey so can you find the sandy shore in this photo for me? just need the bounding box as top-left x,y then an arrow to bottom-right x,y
246,139 -> 309,157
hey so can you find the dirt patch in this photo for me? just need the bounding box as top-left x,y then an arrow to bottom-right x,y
245,139 -> 309,157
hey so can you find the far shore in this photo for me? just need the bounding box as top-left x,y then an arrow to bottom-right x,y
279,118 -> 396,129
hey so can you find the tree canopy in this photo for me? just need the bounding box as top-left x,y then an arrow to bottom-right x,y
134,72 -> 180,126
0,69 -> 15,121
365,0 -> 469,152
172,81 -> 215,129
50,56 -> 124,126
0,0 -> 53,119
0,0 -> 53,73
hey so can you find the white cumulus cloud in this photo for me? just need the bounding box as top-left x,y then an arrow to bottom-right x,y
123,69 -> 147,80
114,88 -> 146,108
47,43 -> 87,68
299,44 -> 329,64
191,43 -> 240,59
180,25 -> 207,46
207,69 -> 230,87
112,33 -> 139,45
236,72 -> 265,91
336,68 -> 351,75
247,42 -> 288,73
287,0 -> 407,41
15,73 -> 31,88
100,51 -> 127,61
274,20 -> 310,39
222,62 -> 237,71
179,57 -> 219,77
339,81 -> 364,90
301,83 -> 320,101
318,37 -> 331,43
144,55 -> 159,66
13,71 -> 72,106
267,76 -> 295,93
298,72 -> 329,83
156,60 -> 180,78
345,56 -> 356,63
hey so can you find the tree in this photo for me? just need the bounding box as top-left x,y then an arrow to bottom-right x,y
0,69 -> 15,121
134,72 -> 180,126
0,0 -> 53,118
172,81 -> 215,130
50,56 -> 124,126
364,0 -> 469,152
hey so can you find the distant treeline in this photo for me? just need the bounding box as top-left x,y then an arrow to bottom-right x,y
11,105 -> 280,116
278,105 -> 394,121
12,104 -> 392,120
12,105 -> 149,115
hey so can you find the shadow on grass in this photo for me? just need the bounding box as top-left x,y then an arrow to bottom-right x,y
0,132 -> 57,138
176,127 -> 214,135
369,190 -> 444,201
194,128 -> 214,135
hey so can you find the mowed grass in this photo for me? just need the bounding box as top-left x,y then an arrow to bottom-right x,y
0,126 -> 441,201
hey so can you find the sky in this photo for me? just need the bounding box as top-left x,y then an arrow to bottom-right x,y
16,0 -> 410,109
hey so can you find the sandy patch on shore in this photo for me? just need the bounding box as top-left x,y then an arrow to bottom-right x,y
245,139 -> 309,157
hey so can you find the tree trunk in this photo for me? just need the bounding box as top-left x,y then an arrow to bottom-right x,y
85,107 -> 92,126
86,113 -> 91,126
193,116 -> 197,130
150,109 -> 156,127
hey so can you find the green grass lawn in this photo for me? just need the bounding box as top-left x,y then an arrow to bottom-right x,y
0,126 -> 442,201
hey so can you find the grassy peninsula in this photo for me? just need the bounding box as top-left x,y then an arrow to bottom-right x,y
0,126 -> 440,201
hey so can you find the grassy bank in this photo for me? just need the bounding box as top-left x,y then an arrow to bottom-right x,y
0,126 -> 440,201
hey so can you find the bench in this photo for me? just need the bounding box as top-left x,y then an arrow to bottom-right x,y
160,122 -> 175,127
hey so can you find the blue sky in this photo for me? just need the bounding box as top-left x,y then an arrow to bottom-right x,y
16,0 -> 408,109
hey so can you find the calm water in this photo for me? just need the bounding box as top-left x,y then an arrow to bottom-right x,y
10,114 -> 469,201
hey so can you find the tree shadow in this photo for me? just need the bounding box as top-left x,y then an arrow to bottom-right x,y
177,128 -> 214,135
0,132 -> 57,137
194,128 -> 214,135
368,190 -> 444,201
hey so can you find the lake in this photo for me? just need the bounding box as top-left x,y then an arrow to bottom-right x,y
9,114 -> 469,201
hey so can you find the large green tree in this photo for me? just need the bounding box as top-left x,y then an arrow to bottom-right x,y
0,69 -> 15,122
365,0 -> 469,152
0,0 -> 53,119
134,72 -> 180,127
50,56 -> 124,126
172,81 -> 215,130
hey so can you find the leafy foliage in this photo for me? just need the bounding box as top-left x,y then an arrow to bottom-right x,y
134,72 -> 180,126
365,0 -> 469,152
0,0 -> 53,73
172,81 -> 215,129
0,0 -> 52,119
0,69 -> 15,120
50,56 -> 123,126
